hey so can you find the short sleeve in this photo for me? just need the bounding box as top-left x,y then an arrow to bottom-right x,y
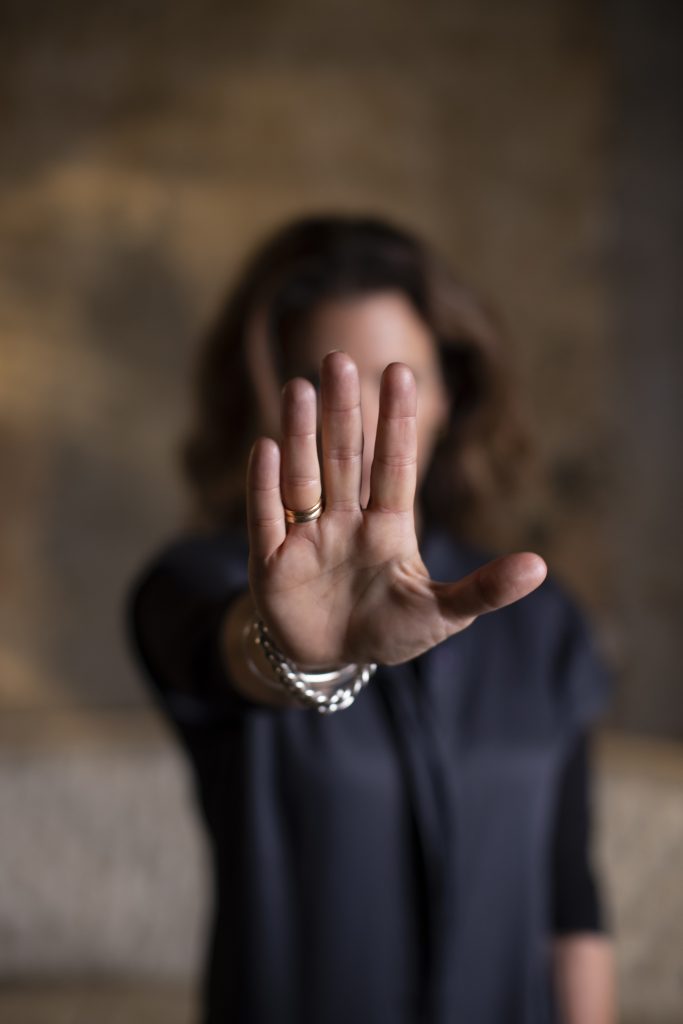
550,730 -> 610,936
123,531 -> 262,745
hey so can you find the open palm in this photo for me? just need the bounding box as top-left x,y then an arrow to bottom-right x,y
247,351 -> 547,671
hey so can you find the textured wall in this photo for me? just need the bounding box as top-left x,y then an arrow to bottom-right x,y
608,0 -> 683,735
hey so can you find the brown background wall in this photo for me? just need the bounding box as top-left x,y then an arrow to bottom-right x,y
0,1 -> 679,732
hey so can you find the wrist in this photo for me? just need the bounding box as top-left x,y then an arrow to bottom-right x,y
224,592 -> 295,708
252,609 -> 351,676
248,615 -> 377,714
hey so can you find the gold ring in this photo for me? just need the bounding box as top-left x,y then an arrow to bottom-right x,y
284,496 -> 324,524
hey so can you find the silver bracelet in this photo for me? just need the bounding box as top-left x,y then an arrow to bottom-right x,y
247,617 -> 377,714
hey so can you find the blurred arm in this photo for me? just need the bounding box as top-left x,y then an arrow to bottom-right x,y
552,935 -> 616,1024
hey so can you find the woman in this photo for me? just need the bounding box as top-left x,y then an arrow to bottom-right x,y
125,214 -> 615,1023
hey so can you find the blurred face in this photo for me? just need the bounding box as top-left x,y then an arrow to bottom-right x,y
288,290 -> 451,508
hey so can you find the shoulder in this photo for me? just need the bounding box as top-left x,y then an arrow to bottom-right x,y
424,528 -> 613,730
126,526 -> 249,609
123,526 -> 250,666
504,564 -> 613,733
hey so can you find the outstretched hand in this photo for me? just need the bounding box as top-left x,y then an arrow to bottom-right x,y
247,351 -> 547,670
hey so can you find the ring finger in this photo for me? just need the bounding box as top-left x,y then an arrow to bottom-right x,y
280,377 -> 322,518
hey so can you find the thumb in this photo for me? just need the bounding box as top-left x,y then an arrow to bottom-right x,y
430,552 -> 548,633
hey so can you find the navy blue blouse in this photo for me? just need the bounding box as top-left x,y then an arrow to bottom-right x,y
124,525 -> 612,1024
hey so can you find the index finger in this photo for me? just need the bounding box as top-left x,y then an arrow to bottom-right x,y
366,362 -> 417,515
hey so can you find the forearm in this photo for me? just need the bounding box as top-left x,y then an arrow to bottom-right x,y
552,934 -> 616,1024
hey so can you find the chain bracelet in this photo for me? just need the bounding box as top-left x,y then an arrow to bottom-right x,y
251,617 -> 377,714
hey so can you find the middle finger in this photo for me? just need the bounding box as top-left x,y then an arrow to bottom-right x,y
321,351 -> 363,513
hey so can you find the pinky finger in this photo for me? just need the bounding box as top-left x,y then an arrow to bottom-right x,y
247,437 -> 286,561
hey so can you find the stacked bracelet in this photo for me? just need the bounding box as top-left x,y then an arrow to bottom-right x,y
245,616 -> 377,714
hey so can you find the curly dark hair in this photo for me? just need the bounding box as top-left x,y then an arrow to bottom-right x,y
178,213 -> 535,544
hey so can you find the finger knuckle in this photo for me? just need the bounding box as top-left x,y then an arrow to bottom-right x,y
326,447 -> 362,464
253,515 -> 283,528
377,453 -> 417,469
286,475 -> 320,488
